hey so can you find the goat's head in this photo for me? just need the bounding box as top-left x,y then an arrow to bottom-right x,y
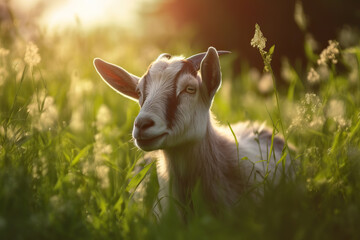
94,47 -> 230,151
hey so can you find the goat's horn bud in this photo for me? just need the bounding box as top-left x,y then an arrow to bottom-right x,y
157,53 -> 171,61
187,50 -> 231,71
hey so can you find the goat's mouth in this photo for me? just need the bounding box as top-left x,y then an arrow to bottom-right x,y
135,133 -> 168,150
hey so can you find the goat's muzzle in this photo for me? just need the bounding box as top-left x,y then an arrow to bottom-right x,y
133,114 -> 168,151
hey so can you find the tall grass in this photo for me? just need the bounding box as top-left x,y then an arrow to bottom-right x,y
1,8 -> 360,240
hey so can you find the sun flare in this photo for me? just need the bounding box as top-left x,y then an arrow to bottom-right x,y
12,0 -> 147,30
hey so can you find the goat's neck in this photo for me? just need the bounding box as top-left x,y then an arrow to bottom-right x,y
162,117 -> 242,206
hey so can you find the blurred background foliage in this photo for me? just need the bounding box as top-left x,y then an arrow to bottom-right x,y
157,0 -> 360,72
0,0 -> 360,239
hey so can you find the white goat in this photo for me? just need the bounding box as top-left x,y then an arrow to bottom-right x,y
93,47 -> 292,214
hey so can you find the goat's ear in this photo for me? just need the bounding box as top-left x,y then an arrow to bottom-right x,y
200,47 -> 221,99
93,58 -> 140,101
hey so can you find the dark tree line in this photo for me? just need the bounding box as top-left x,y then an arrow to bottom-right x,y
157,0 -> 360,74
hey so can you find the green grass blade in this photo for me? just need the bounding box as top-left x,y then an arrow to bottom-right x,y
126,160 -> 155,199
227,122 -> 240,162
70,144 -> 92,167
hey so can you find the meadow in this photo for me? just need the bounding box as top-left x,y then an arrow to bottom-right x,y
1,7 -> 360,240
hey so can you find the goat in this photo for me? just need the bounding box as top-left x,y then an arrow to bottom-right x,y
93,47 -> 292,215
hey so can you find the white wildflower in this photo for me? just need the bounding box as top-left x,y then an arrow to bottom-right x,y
0,67 -> 8,86
258,73 -> 273,94
86,104 -> 114,183
307,67 -> 320,84
317,40 -> 340,66
92,132 -> 112,188
95,165 -> 110,188
82,161 -> 92,175
50,195 -> 61,209
27,91 -> 58,131
0,125 -> 24,142
12,58 -> 24,72
251,24 -> 267,51
12,58 -> 26,82
67,172 -> 76,182
93,133 -> 112,163
348,65 -> 359,83
72,80 -> 94,99
343,52 -> 359,83
0,48 -> 10,58
24,42 -> 41,68
326,99 -> 349,128
68,71 -> 94,107
308,117 -> 325,129
327,99 -> 345,119
32,164 -> 39,179
304,147 -> 320,159
288,93 -> 325,132
317,65 -> 330,81
281,58 -> 294,82
96,105 -> 112,131
249,68 -> 261,83
304,93 -> 322,112
37,98 -> 58,131
68,72 -> 94,131
294,0 -> 307,31
69,106 -> 84,132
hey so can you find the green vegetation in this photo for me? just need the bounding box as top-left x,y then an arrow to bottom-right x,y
1,8 -> 360,240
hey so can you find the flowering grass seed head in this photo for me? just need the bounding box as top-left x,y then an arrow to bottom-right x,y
317,40 -> 340,66
307,67 -> 320,84
251,24 -> 267,51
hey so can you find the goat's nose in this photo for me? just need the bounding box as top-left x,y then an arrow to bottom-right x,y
135,117 -> 155,131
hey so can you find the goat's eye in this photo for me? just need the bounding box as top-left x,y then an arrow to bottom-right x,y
137,89 -> 142,97
185,86 -> 196,94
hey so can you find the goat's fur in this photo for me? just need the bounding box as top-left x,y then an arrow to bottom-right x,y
93,47 -> 292,215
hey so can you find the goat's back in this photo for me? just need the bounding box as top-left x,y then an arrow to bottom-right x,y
222,121 -> 291,183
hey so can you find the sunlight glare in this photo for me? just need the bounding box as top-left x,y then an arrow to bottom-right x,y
13,0 -> 147,30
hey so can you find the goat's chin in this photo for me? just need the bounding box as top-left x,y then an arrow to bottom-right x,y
136,143 -> 161,152
134,133 -> 167,151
